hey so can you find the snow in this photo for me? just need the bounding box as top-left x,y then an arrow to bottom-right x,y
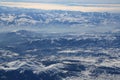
99,59 -> 120,67
16,18 -> 37,25
0,50 -> 19,58
0,60 -> 26,71
0,6 -> 120,27
58,49 -> 94,53
58,49 -> 80,53
0,14 -> 15,22
26,49 -> 38,52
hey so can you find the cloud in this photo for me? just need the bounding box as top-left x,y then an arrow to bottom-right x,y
0,0 -> 120,4
0,2 -> 119,13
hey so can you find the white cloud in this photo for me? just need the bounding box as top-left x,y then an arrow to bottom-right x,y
0,0 -> 120,4
0,2 -> 120,13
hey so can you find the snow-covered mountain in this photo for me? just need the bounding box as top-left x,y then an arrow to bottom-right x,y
0,30 -> 120,80
0,6 -> 120,80
0,6 -> 120,27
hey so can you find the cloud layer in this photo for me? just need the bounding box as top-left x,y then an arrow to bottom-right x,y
0,0 -> 120,4
0,2 -> 120,12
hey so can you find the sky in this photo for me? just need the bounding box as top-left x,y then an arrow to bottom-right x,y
0,0 -> 120,4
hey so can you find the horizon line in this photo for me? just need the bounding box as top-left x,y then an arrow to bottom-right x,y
0,2 -> 120,13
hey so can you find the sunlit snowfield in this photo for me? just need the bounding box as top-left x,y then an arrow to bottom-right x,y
0,2 -> 120,80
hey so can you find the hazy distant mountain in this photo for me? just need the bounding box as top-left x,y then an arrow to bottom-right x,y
0,6 -> 120,27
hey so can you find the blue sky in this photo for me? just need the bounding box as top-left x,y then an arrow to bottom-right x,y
0,0 -> 120,4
